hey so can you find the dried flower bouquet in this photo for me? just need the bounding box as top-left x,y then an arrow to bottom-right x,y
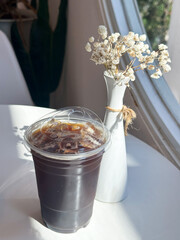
85,26 -> 172,203
85,25 -> 171,85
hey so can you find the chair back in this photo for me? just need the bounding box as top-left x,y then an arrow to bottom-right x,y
0,30 -> 33,105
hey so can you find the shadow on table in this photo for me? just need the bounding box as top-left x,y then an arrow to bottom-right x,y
0,107 -> 33,190
13,125 -> 32,157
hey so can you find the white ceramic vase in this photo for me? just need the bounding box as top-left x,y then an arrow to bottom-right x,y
96,71 -> 128,202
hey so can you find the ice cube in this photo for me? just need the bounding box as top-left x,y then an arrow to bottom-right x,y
59,137 -> 79,151
80,134 -> 101,149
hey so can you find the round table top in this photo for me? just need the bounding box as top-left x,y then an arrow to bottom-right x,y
0,105 -> 180,240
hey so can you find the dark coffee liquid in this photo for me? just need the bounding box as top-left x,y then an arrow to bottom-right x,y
29,120 -> 105,233
29,120 -> 105,154
32,150 -> 102,233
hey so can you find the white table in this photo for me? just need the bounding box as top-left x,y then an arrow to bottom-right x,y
0,105 -> 179,240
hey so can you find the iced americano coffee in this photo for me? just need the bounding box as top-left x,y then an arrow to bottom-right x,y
29,120 -> 106,154
24,107 -> 110,233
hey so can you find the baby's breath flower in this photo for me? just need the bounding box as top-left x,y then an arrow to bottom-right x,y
126,40 -> 135,47
159,59 -> 167,66
93,42 -> 100,47
112,58 -> 120,65
156,69 -> 162,76
158,44 -> 168,50
102,34 -> 107,40
151,51 -> 158,58
111,65 -> 116,70
128,50 -> 136,57
89,37 -> 94,43
140,63 -> 146,69
144,44 -> 149,50
119,45 -> 126,53
98,25 -> 107,36
134,34 -> 139,41
151,72 -> 160,79
104,39 -> 108,45
85,42 -> 92,52
146,56 -> 154,64
128,32 -> 135,38
130,74 -> 135,81
138,55 -> 144,62
163,64 -> 171,73
108,33 -> 120,43
123,36 -> 129,43
128,67 -> 134,74
161,50 -> 169,57
136,42 -> 145,51
108,34 -> 117,43
139,34 -> 147,41
148,65 -> 155,70
99,57 -> 106,64
85,25 -> 171,84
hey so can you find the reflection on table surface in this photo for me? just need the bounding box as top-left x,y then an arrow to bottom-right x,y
0,105 -> 180,240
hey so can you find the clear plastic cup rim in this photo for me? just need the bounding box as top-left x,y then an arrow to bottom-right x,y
24,108 -> 111,161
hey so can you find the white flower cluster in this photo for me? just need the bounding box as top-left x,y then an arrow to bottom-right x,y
85,25 -> 171,84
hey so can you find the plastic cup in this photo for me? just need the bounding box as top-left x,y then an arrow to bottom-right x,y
24,107 -> 110,233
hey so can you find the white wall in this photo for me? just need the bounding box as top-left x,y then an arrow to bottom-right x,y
51,0 -> 107,120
